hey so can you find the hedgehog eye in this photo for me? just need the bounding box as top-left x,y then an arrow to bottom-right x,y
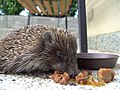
57,51 -> 64,59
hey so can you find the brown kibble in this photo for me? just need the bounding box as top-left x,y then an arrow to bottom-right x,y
49,71 -> 70,85
49,71 -> 62,83
59,77 -> 68,85
111,70 -> 115,81
63,72 -> 70,82
86,75 -> 97,85
75,76 -> 87,84
75,70 -> 91,84
75,70 -> 105,86
49,68 -> 115,86
97,68 -> 115,83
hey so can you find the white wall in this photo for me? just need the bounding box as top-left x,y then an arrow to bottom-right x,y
86,0 -> 120,36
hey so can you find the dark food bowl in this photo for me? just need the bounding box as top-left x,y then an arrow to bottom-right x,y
77,53 -> 119,70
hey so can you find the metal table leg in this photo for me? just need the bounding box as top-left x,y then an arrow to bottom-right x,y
27,13 -> 31,25
78,0 -> 88,53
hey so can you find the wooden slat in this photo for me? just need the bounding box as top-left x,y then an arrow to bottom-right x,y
24,0 -> 40,14
52,1 -> 59,16
18,0 -> 72,16
43,1 -> 53,16
61,0 -> 72,16
52,0 -> 72,16
60,0 -> 65,16
17,0 -> 35,14
66,0 -> 73,14
34,0 -> 47,15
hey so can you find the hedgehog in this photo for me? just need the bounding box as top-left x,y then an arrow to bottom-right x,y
0,25 -> 78,77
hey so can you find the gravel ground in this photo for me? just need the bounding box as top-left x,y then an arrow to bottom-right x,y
0,63 -> 120,90
0,49 -> 120,90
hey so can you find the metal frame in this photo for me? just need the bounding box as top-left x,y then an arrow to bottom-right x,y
78,0 -> 88,53
27,0 -> 68,30
27,13 -> 31,25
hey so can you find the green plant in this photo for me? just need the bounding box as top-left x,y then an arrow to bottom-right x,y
0,0 -> 24,15
0,0 -> 77,16
68,0 -> 78,16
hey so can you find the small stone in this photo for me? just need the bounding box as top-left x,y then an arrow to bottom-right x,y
12,79 -> 16,81
0,79 -> 3,81
69,83 -> 77,86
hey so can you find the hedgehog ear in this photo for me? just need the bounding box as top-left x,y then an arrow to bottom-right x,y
43,32 -> 55,46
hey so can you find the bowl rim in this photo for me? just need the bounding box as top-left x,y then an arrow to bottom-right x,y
77,53 -> 119,59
